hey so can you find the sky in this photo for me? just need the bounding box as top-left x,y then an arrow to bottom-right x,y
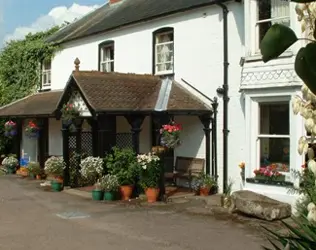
0,0 -> 106,47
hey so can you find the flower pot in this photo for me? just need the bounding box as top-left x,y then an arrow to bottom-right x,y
51,181 -> 63,192
6,166 -> 15,175
104,191 -> 115,201
145,188 -> 159,203
120,185 -> 133,201
36,174 -> 41,180
55,176 -> 63,183
199,187 -> 210,196
92,190 -> 103,200
29,173 -> 35,179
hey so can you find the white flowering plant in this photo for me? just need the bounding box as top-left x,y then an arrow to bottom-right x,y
2,156 -> 18,169
137,152 -> 161,189
99,174 -> 119,192
44,156 -> 65,176
79,156 -> 104,184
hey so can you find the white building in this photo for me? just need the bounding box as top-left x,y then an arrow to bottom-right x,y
0,0 -> 305,207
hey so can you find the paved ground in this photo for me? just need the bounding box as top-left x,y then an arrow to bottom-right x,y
0,176 -> 270,250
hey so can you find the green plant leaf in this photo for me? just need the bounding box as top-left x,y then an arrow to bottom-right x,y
260,24 -> 298,62
295,43 -> 316,95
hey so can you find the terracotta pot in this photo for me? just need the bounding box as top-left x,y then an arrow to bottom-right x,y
199,187 -> 210,196
36,174 -> 41,180
145,188 -> 159,203
120,185 -> 133,200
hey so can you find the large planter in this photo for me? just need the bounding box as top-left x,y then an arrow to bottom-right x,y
255,175 -> 286,182
51,181 -> 63,192
120,185 -> 133,201
145,188 -> 159,203
104,191 -> 115,201
92,190 -> 103,200
199,187 -> 210,196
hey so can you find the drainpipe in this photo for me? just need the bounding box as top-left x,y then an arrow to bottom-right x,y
215,2 -> 229,193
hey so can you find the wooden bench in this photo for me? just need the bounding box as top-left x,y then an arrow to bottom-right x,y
164,156 -> 205,190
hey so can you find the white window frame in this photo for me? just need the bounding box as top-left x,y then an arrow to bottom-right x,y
100,44 -> 114,72
155,31 -> 174,75
41,61 -> 51,87
248,0 -> 291,56
246,95 -> 297,183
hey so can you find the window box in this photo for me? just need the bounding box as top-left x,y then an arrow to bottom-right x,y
254,175 -> 285,182
246,177 -> 293,187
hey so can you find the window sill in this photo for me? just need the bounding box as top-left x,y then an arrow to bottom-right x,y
246,177 -> 293,187
244,51 -> 294,63
155,72 -> 175,79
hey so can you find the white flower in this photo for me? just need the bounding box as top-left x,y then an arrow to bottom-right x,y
80,156 -> 103,180
308,160 -> 316,176
292,96 -> 301,115
298,136 -> 309,155
305,118 -> 314,132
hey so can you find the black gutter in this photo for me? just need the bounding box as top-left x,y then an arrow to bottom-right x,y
215,1 -> 229,193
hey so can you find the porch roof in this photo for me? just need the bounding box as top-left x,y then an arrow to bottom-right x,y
0,90 -> 63,117
58,71 -> 211,115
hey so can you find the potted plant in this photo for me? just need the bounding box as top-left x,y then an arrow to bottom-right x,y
137,152 -> 161,203
106,147 -> 138,201
253,164 -> 286,182
100,174 -> 119,201
79,156 -> 104,185
193,172 -> 217,196
2,155 -> 18,174
92,180 -> 103,201
44,156 -> 65,191
4,120 -> 17,138
25,120 -> 40,139
160,121 -> 182,149
61,103 -> 80,126
27,161 -> 41,179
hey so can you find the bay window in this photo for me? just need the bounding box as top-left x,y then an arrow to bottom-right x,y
257,102 -> 290,174
251,0 -> 290,54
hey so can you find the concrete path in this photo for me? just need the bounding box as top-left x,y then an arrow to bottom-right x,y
0,176 -> 268,250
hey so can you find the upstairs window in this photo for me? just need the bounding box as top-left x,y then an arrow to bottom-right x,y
42,60 -> 51,87
153,28 -> 174,75
99,41 -> 114,72
254,0 -> 290,54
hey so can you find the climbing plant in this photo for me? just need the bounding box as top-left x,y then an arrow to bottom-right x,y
0,26 -> 60,153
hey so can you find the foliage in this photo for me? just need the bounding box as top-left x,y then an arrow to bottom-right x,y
61,103 -> 80,121
44,156 -> 65,176
262,216 -> 316,250
137,152 -> 161,189
0,26 -> 59,154
2,155 -> 18,168
160,122 -> 182,148
105,147 -> 138,186
27,161 -> 41,175
79,156 -> 103,183
99,174 -> 119,192
192,172 -> 217,191
253,165 -> 286,180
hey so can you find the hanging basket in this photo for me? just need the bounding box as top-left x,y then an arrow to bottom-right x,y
4,120 -> 17,138
25,131 -> 39,139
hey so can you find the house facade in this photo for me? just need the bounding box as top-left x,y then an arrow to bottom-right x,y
0,0 -> 306,207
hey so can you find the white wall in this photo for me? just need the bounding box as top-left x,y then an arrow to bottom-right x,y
50,2 -> 244,192
48,118 -> 62,156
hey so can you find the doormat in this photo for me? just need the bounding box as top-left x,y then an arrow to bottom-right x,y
56,211 -> 90,219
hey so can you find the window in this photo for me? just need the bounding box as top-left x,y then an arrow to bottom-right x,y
99,41 -> 114,72
153,28 -> 174,75
254,0 -> 290,53
42,60 -> 51,87
257,102 -> 290,173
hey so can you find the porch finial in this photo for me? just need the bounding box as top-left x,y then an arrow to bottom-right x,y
74,58 -> 80,71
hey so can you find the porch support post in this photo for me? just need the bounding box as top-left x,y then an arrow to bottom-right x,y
14,119 -> 22,165
61,121 -> 70,187
74,118 -> 84,187
199,113 -> 212,175
97,115 -> 116,157
37,118 -> 49,169
125,114 -> 145,154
